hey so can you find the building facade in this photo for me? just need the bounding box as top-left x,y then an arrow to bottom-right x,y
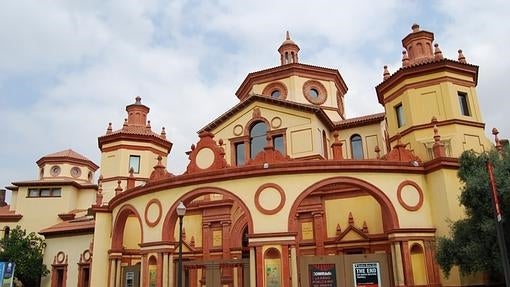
1,24 -> 498,287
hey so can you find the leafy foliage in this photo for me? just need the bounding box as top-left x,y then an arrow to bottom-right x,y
0,226 -> 49,286
436,149 -> 510,281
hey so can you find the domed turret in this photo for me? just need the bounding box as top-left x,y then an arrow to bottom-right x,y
278,31 -> 300,65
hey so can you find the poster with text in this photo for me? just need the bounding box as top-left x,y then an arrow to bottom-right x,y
309,263 -> 337,287
0,262 -> 15,287
353,262 -> 380,287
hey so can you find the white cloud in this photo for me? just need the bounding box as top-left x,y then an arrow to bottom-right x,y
1,0 -> 508,193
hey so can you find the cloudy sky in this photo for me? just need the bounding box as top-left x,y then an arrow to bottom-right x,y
1,0 -> 509,191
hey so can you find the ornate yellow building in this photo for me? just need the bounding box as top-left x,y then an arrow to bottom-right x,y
1,24 -> 497,287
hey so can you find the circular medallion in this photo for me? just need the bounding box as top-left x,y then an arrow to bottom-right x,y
144,199 -> 162,227
337,91 -> 344,115
397,180 -> 424,211
50,165 -> 61,176
56,251 -> 66,263
303,80 -> 327,105
271,117 -> 282,129
254,183 -> 286,215
233,124 -> 244,136
71,167 -> 82,178
262,82 -> 288,100
195,148 -> 215,169
83,250 -> 92,262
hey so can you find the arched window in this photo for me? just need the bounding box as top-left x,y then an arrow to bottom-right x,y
3,226 -> 9,240
322,130 -> 328,159
350,134 -> 364,160
250,122 -> 267,158
410,243 -> 427,285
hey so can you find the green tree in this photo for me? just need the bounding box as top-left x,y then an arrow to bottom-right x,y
436,149 -> 510,282
0,226 -> 49,286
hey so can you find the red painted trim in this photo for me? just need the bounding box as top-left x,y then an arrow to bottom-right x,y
160,187 -> 254,242
111,204 -> 144,250
101,144 -> 168,157
256,247 -> 263,287
397,180 -> 424,211
254,183 -> 286,215
389,119 -> 484,142
108,159 -> 449,209
401,241 -> 414,286
144,198 -> 162,227
288,176 -> 400,233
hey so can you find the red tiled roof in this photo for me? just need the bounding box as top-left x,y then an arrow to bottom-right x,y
39,216 -> 95,236
236,62 -> 348,100
10,179 -> 97,189
334,113 -> 385,129
36,149 -> 99,170
0,205 -> 22,222
98,126 -> 173,152
375,58 -> 478,104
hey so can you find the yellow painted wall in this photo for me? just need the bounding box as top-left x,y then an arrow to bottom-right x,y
174,213 -> 203,248
335,122 -> 385,159
252,75 -> 342,120
324,195 -> 383,237
40,163 -> 95,183
41,234 -> 93,287
90,212 -> 113,286
14,185 -> 78,233
112,171 -> 439,241
383,71 -> 490,161
123,216 -> 142,249
211,102 -> 335,164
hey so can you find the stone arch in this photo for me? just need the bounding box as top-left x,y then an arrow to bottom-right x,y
161,186 -> 254,241
111,204 -> 144,250
288,176 -> 399,232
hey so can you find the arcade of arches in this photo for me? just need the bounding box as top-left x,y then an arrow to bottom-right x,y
107,177 -> 440,287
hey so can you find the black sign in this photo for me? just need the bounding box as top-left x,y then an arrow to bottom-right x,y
353,262 -> 380,287
309,263 -> 337,287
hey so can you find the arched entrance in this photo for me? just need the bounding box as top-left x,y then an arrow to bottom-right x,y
289,176 -> 399,287
162,187 -> 254,287
111,204 -> 144,287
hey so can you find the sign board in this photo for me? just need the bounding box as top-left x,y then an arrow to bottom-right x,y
353,262 -> 380,287
309,263 -> 337,287
0,262 -> 15,287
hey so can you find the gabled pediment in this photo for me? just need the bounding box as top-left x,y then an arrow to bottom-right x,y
199,94 -> 334,133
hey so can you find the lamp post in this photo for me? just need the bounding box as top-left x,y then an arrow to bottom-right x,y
176,201 -> 186,287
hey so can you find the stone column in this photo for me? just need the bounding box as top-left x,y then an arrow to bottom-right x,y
312,212 -> 325,255
163,253 -> 169,287
391,242 -> 405,286
290,246 -> 298,287
108,259 -> 116,287
115,259 -> 121,287
250,248 -> 256,287
169,254 -> 175,287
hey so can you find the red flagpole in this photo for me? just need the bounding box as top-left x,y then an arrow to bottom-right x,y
486,160 -> 510,286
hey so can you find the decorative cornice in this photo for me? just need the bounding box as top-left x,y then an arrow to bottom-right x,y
376,59 -> 478,104
107,158 -> 460,209
389,118 -> 485,141
236,63 -> 348,100
10,180 -> 97,190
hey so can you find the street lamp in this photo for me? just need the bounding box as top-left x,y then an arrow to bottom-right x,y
176,201 -> 186,287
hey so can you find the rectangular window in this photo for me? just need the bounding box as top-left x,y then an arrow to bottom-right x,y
27,188 -> 62,198
395,103 -> 405,128
273,135 -> 285,155
458,92 -> 470,116
28,189 -> 39,197
129,155 -> 141,174
235,143 -> 245,166
40,188 -> 51,197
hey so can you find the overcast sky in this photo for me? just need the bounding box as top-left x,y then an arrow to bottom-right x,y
1,0 -> 509,191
